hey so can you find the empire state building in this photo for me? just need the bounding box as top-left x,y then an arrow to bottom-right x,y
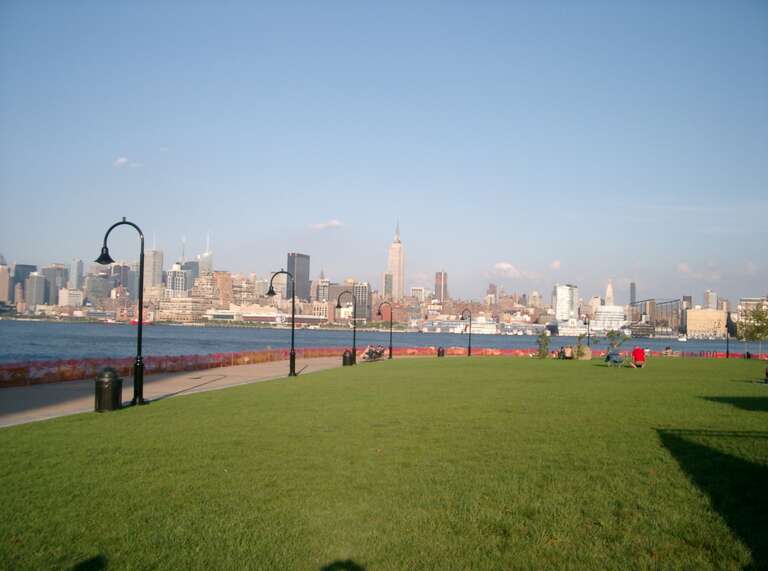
386,223 -> 405,301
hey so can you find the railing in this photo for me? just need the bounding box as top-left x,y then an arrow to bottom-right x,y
0,347 -> 765,388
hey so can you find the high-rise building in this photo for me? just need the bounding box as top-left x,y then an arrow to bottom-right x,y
529,290 -> 542,308
68,259 -> 84,289
0,265 -> 10,303
144,249 -> 164,288
382,272 -> 393,300
24,273 -> 48,308
353,281 -> 372,320
11,263 -> 37,292
197,234 -> 213,275
84,274 -> 114,303
554,284 -> 579,321
166,263 -> 192,298
181,260 -> 199,283
704,290 -> 718,309
41,264 -> 68,306
630,282 -> 637,305
286,253 -> 311,301
605,280 -> 615,306
410,286 -> 426,302
386,224 -> 405,301
435,271 -> 449,302
682,295 -> 693,309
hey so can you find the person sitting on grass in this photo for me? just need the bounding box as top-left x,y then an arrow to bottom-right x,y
605,349 -> 622,366
630,346 -> 646,368
563,345 -> 574,360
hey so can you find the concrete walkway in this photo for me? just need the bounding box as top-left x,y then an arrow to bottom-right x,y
0,356 -> 342,428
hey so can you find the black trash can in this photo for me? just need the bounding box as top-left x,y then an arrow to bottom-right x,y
437,346 -> 445,358
342,350 -> 354,366
95,367 -> 123,412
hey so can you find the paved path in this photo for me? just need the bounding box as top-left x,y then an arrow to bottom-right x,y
0,357 -> 342,428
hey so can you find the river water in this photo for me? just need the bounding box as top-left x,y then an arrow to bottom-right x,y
0,320 -> 755,364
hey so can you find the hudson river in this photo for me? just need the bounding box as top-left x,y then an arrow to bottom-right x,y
0,320 -> 749,363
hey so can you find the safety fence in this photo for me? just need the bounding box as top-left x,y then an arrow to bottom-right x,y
0,346 -> 765,388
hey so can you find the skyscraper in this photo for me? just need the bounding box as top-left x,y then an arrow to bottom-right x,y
11,263 -> 37,291
144,249 -> 164,288
630,282 -> 637,305
554,284 -> 579,321
24,273 -> 48,307
435,271 -> 449,302
386,224 -> 405,301
381,272 -> 393,300
286,252 -> 311,301
68,259 -> 84,289
605,280 -> 615,306
41,264 -> 68,305
704,290 -> 718,309
353,281 -> 372,320
0,264 -> 11,303
166,262 -> 192,298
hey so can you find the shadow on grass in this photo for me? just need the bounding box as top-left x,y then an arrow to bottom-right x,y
71,555 -> 107,570
658,429 -> 768,570
702,396 -> 768,412
320,560 -> 366,571
151,374 -> 227,402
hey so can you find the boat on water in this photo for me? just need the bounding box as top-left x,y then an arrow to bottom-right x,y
130,319 -> 154,325
677,335 -> 688,342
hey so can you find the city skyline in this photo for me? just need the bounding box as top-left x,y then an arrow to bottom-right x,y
1,2 -> 766,302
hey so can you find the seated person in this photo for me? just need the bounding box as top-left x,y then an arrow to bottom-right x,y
563,346 -> 574,360
605,349 -> 622,366
631,346 -> 646,368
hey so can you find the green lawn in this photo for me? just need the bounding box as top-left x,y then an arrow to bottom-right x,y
1,358 -> 767,570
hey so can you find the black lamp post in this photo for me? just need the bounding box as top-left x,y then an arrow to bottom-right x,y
266,269 -> 297,376
725,312 -> 732,359
336,290 -> 357,364
95,217 -> 148,405
377,301 -> 394,359
586,317 -> 591,347
459,309 -> 472,357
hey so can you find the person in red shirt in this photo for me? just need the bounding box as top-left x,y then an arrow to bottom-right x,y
631,346 -> 646,368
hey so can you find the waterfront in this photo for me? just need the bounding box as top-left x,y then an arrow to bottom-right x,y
0,320 -> 757,364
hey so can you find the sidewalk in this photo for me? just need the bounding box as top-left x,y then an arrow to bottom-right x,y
0,356 -> 342,428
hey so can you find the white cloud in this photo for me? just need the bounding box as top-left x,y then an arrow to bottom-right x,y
492,262 -> 538,280
550,260 -> 561,270
113,157 -> 129,168
310,219 -> 343,231
677,261 -> 721,281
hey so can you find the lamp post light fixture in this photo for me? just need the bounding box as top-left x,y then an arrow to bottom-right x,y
586,317 -> 591,347
377,301 -> 394,359
336,290 -> 357,365
266,269 -> 297,376
459,309 -> 472,357
95,217 -> 148,405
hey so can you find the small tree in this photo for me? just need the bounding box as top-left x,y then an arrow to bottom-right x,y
575,333 -> 586,359
537,330 -> 550,359
606,330 -> 628,350
742,306 -> 768,357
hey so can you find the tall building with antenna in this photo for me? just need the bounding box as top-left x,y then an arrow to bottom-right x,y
386,223 -> 405,301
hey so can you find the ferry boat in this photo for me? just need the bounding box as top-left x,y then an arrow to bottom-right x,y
677,335 -> 687,342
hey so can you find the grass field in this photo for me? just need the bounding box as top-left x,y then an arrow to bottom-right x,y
1,358 -> 767,570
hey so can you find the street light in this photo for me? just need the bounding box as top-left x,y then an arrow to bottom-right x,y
95,217 -> 148,405
336,290 -> 357,364
586,317 -> 591,347
266,269 -> 297,376
377,301 -> 394,359
459,308 -> 472,357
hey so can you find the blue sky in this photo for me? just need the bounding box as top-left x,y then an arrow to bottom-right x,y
1,0 -> 766,304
